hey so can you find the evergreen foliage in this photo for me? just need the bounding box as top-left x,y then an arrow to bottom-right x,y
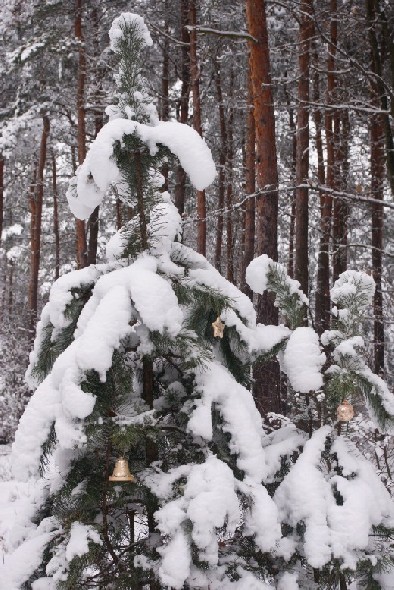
3,12 -> 394,590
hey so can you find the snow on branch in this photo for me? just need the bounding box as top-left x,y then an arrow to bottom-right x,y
68,119 -> 216,220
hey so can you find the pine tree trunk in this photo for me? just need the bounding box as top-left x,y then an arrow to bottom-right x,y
29,116 -> 49,338
75,0 -> 87,269
214,64 -> 227,272
174,0 -> 190,217
226,69 -> 235,284
87,5 -> 103,266
295,0 -> 313,298
316,0 -> 337,334
241,63 -> 256,297
0,154 -> 3,247
52,152 -> 60,280
333,111 -> 349,279
189,0 -> 206,256
367,0 -> 385,375
284,71 -> 296,279
246,0 -> 280,414
161,0 -> 170,191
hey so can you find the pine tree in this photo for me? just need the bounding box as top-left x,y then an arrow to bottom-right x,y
3,12 -> 394,590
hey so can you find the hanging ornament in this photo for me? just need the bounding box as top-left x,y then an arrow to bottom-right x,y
336,399 -> 354,422
109,458 -> 136,482
212,316 -> 225,338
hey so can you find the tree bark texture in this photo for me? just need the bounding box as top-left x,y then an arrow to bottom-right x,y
367,0 -> 385,375
246,0 -> 280,415
241,63 -> 256,297
214,64 -> 227,273
226,69 -> 235,284
29,116 -> 49,337
0,155 -> 3,247
333,111 -> 350,280
75,0 -> 87,269
295,0 -> 313,298
316,0 -> 337,334
189,0 -> 206,256
174,0 -> 190,217
52,152 -> 60,280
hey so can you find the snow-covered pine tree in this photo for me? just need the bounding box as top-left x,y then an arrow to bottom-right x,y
247,256 -> 394,589
2,14 -> 287,590
2,13 -> 394,590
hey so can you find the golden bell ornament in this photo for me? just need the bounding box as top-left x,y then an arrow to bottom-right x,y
336,400 -> 354,422
109,458 -> 136,482
212,316 -> 225,339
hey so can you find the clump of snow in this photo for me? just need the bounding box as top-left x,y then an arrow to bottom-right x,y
68,119 -> 216,220
109,13 -> 153,51
282,327 -> 325,393
189,361 -> 267,482
275,427 -> 394,570
65,522 -> 102,562
331,270 -> 375,307
246,254 -> 308,306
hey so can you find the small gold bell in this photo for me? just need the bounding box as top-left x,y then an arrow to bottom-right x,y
337,400 -> 354,422
212,316 -> 225,338
109,458 -> 136,482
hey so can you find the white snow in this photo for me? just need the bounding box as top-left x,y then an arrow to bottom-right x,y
68,119 -> 216,220
282,327 -> 325,393
65,522 -> 102,561
331,270 -> 375,306
109,13 -> 153,51
246,254 -> 308,306
189,361 -> 267,482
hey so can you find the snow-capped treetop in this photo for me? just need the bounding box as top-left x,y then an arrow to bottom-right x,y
330,269 -> 375,308
109,13 -> 153,51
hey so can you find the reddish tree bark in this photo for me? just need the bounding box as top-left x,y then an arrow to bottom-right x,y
87,4 -> 104,266
189,0 -> 206,256
29,116 -> 49,337
75,0 -> 87,269
316,0 -> 338,334
52,152 -> 60,280
0,155 -> 3,247
367,0 -> 385,375
241,63 -> 256,297
333,111 -> 350,280
295,0 -> 313,298
226,70 -> 235,284
214,64 -> 227,273
246,0 -> 280,414
284,71 -> 297,279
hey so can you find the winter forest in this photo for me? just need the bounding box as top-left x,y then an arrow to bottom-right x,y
1,0 -> 394,588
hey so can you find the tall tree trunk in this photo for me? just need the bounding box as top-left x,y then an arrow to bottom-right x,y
214,64 -> 227,272
52,152 -> 60,280
284,71 -> 297,279
161,0 -> 170,191
189,0 -> 206,255
87,4 -> 103,266
241,63 -> 256,297
0,154 -> 3,246
333,111 -> 349,279
174,0 -> 190,217
316,0 -> 337,334
75,0 -> 87,268
295,0 -> 313,299
29,116 -> 49,338
246,0 -> 280,415
226,69 -> 235,284
367,0 -> 385,375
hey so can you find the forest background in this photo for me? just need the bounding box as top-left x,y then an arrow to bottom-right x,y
0,0 -> 393,444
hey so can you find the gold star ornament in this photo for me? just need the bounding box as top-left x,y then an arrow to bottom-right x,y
212,316 -> 225,338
